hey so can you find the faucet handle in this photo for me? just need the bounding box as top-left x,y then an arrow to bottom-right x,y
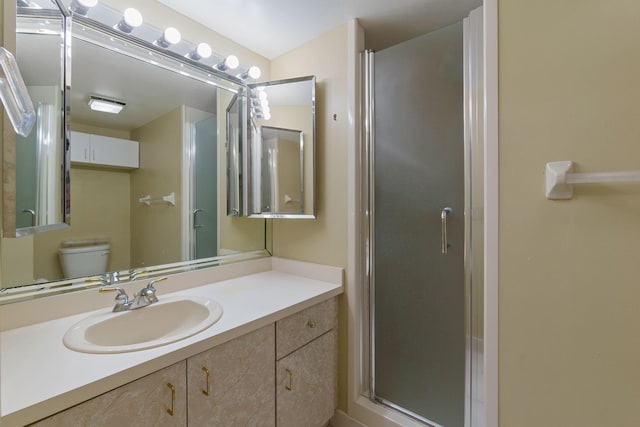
99,287 -> 129,310
146,277 -> 167,291
142,277 -> 167,303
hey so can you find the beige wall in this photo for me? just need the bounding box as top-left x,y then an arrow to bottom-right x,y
270,24 -> 349,409
130,107 -> 183,267
33,167 -> 131,281
499,1 -> 640,426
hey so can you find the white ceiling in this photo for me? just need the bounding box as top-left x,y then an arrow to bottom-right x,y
157,0 -> 482,59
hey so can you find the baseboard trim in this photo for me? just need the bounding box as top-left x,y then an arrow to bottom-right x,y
332,409 -> 369,427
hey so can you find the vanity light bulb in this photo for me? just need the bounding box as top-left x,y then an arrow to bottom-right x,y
116,8 -> 143,33
196,43 -> 212,59
258,91 -> 268,101
225,55 -> 240,70
156,27 -> 181,48
216,55 -> 239,71
70,0 -> 98,16
248,66 -> 261,80
264,112 -> 271,120
188,43 -> 212,61
260,98 -> 269,109
238,66 -> 261,81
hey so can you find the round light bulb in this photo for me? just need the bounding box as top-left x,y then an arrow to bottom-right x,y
264,112 -> 271,120
163,27 -> 181,45
248,66 -> 261,80
123,8 -> 143,28
78,0 -> 98,7
258,91 -> 268,101
225,55 -> 240,70
260,98 -> 269,108
196,43 -> 212,59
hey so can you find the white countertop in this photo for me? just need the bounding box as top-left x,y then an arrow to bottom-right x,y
0,261 -> 343,427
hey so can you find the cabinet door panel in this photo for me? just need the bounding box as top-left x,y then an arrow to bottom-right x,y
30,361 -> 187,427
91,135 -> 139,168
276,330 -> 337,427
187,324 -> 276,426
69,131 -> 91,163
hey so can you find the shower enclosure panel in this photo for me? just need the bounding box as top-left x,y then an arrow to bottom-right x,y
370,21 -> 466,427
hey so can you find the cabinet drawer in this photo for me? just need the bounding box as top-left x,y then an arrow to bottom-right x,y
276,297 -> 337,360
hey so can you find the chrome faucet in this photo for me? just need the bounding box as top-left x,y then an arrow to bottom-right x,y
99,277 -> 167,312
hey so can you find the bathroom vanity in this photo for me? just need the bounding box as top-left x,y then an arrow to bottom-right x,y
0,258 -> 342,427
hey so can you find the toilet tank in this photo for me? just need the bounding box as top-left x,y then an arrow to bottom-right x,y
58,240 -> 110,278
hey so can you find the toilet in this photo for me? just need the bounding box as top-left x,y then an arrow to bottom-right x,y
58,239 -> 110,278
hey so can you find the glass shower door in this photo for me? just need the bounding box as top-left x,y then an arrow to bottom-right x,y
192,115 -> 218,259
371,21 -> 466,427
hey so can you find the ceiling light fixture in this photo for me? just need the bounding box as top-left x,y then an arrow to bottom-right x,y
214,55 -> 239,71
115,8 -> 143,33
238,66 -> 261,81
88,96 -> 126,114
155,27 -> 181,48
187,43 -> 212,61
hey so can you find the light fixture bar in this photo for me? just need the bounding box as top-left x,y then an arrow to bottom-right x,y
88,96 -> 126,114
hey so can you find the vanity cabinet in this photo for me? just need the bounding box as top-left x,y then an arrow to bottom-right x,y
27,299 -> 337,427
276,298 -> 338,427
30,361 -> 187,427
187,324 -> 275,426
70,131 -> 139,169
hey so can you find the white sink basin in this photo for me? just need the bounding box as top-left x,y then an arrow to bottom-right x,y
63,295 -> 223,354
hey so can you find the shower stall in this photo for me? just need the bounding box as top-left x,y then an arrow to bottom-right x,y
362,7 -> 484,427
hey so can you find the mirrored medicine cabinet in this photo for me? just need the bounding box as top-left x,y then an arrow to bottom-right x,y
1,0 -> 315,302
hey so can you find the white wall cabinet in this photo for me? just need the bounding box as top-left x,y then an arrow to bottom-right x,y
70,131 -> 139,169
28,299 -> 337,427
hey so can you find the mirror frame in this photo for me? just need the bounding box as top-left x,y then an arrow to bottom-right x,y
4,2 -> 71,237
247,76 -> 316,219
0,8 -> 271,303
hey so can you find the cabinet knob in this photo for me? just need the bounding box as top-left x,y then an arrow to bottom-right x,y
306,320 -> 317,329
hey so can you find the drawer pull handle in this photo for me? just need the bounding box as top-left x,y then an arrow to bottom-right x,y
202,366 -> 211,396
306,320 -> 317,328
166,382 -> 176,416
285,368 -> 293,391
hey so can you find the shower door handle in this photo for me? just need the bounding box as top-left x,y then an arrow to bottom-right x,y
193,208 -> 204,228
21,208 -> 35,227
441,207 -> 452,254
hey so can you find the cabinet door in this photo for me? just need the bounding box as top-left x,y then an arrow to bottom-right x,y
276,330 -> 337,427
69,131 -> 91,164
187,324 -> 276,426
91,135 -> 139,168
29,361 -> 187,427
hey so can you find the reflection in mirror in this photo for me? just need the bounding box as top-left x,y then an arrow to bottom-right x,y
226,94 -> 244,217
247,76 -> 316,218
0,13 -> 267,299
259,126 -> 304,214
12,7 -> 70,237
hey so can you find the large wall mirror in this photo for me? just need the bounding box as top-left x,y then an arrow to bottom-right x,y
247,76 -> 316,218
1,4 -> 267,300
